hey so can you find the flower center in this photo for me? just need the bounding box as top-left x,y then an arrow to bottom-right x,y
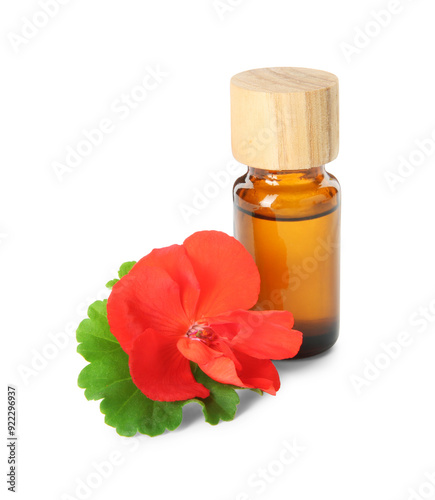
186,323 -> 216,344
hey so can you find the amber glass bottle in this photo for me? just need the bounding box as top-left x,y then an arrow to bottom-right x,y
231,68 -> 341,358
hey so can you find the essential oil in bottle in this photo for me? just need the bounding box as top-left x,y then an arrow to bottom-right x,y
231,67 -> 341,358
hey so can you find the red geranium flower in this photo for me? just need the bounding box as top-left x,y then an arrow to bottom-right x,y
107,231 -> 302,402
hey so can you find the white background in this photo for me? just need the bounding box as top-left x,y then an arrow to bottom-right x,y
1,1 -> 435,499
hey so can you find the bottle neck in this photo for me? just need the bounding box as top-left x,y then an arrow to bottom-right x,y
247,165 -> 326,183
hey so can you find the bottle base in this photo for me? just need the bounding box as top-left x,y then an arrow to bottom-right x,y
292,320 -> 339,359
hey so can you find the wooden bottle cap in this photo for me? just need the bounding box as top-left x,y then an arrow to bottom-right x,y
230,67 -> 339,170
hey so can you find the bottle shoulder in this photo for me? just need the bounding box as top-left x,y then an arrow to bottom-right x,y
233,168 -> 340,219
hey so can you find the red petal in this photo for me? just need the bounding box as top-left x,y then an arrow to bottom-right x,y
177,337 -> 242,370
208,322 -> 240,341
132,244 -> 200,323
233,350 -> 281,395
197,355 -> 246,388
178,337 -> 244,386
180,339 -> 280,395
210,310 -> 302,360
130,329 -> 210,402
177,337 -> 223,365
183,231 -> 260,319
195,348 -> 281,395
107,266 -> 189,354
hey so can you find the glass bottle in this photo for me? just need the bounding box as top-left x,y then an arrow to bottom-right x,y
231,67 -> 341,358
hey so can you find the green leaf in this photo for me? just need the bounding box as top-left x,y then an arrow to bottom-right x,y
77,300 -> 184,436
118,261 -> 136,279
77,292 -> 244,436
191,367 -> 240,425
249,388 -> 264,396
105,279 -> 119,289
105,261 -> 136,289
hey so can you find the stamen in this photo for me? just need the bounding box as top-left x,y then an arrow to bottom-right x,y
186,324 -> 217,344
